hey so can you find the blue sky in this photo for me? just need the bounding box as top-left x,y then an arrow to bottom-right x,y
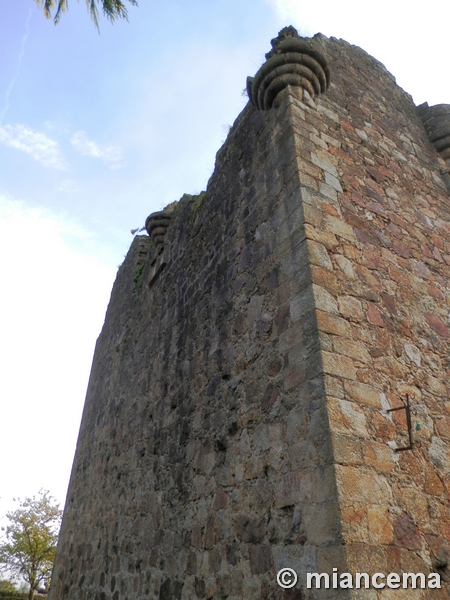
1,0 -> 449,526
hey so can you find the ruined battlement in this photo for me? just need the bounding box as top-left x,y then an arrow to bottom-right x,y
50,28 -> 450,600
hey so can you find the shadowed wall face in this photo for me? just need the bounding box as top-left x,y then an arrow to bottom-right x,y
49,64 -> 344,599
50,28 -> 450,600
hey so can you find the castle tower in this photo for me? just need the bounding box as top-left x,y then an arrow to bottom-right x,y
49,28 -> 450,599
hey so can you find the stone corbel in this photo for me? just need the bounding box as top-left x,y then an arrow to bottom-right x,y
246,26 -> 330,111
145,210 -> 172,287
418,103 -> 450,165
418,103 -> 450,192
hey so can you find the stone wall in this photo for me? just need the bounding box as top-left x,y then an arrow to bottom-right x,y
49,29 -> 450,600
292,36 -> 450,598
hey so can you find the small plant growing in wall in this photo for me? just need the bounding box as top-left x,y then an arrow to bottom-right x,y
132,260 -> 146,297
188,191 -> 207,224
194,191 -> 206,210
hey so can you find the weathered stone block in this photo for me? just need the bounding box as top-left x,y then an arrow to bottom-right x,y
321,350 -> 358,380
328,397 -> 369,438
335,465 -> 393,506
344,381 -> 382,409
274,469 -> 315,508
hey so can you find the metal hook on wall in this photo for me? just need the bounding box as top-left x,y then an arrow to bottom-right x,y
387,394 -> 414,452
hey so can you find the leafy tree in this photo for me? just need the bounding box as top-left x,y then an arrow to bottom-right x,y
0,579 -> 17,592
0,491 -> 62,600
34,0 -> 138,29
0,579 -> 26,599
0,579 -> 21,598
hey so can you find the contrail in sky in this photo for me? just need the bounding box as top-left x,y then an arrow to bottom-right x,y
0,9 -> 32,127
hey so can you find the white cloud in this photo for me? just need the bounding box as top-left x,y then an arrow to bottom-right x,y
0,124 -> 66,170
0,9 -> 32,126
57,179 -> 79,193
0,193 -> 116,523
71,130 -> 124,169
266,0 -> 448,105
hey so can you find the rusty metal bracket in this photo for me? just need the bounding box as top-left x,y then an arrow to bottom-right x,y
387,394 -> 413,452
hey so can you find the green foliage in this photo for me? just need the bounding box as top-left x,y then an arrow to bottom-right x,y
0,580 -> 17,593
0,491 -> 62,599
132,260 -> 146,297
0,579 -> 26,598
34,0 -> 138,29
193,191 -> 206,211
186,191 -> 206,224
188,191 -> 207,223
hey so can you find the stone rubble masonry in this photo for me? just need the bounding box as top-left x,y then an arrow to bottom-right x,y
49,28 -> 450,600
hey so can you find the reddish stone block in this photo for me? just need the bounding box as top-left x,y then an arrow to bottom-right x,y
355,265 -> 382,294
389,264 -> 411,286
213,488 -> 229,510
283,363 -> 307,391
249,544 -> 273,575
380,292 -> 397,315
432,233 -> 445,250
351,190 -> 365,208
393,513 -> 422,550
425,313 -> 450,337
261,384 -> 280,412
274,469 -> 314,508
319,200 -> 341,218
367,302 -> 388,327
341,120 -> 354,132
361,184 -> 385,205
234,312 -> 246,334
428,283 -> 445,300
203,514 -> 217,549
367,505 -> 393,544
386,545 -> 402,572
355,227 -> 379,247
436,417 -> 450,440
310,266 -> 339,292
274,304 -> 290,334
392,239 -> 413,259
363,440 -> 395,473
369,411 -> 396,441
424,469 -> 445,495
366,165 -> 387,183
366,200 -> 388,218
364,247 -> 384,270
387,160 -> 403,177
329,144 -> 350,161
415,260 -> 432,278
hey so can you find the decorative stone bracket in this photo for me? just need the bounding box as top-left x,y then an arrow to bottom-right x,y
145,210 -> 172,287
247,25 -> 331,111
145,211 -> 172,247
418,103 -> 450,192
418,103 -> 450,165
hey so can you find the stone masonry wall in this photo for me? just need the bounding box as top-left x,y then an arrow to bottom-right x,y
50,69 -> 346,599
50,31 -> 450,600
288,36 -> 450,598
